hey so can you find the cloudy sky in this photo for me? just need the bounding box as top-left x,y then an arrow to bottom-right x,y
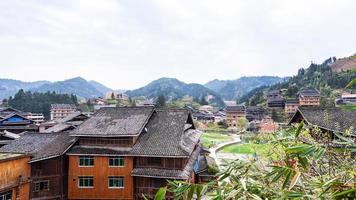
0,0 -> 355,89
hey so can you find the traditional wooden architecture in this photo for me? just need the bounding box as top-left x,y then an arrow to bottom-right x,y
289,107 -> 356,138
0,131 -> 20,147
41,112 -> 89,133
285,99 -> 300,114
246,106 -> 265,122
50,104 -> 78,121
0,133 -> 76,200
267,90 -> 285,108
298,88 -> 320,106
66,107 -> 202,200
0,107 -> 44,124
0,113 -> 38,134
226,106 -> 246,128
0,153 -> 31,200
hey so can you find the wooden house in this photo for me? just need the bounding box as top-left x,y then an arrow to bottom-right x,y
299,88 -> 320,106
267,90 -> 285,108
226,106 -> 246,128
0,133 -> 76,200
0,153 -> 31,200
0,113 -> 38,134
289,107 -> 355,139
285,99 -> 300,114
66,107 -> 202,200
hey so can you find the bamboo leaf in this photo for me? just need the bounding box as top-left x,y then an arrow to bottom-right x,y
288,170 -> 300,190
154,187 -> 167,200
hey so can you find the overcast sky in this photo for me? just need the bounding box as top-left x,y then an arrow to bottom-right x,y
0,0 -> 355,89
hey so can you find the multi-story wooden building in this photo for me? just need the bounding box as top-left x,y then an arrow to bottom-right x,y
267,90 -> 285,108
285,99 -> 299,114
0,133 -> 76,200
246,106 -> 265,121
50,104 -> 78,121
66,107 -> 202,200
0,153 -> 31,200
299,88 -> 320,106
226,106 -> 246,128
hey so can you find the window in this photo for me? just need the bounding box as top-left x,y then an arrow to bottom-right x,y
108,176 -> 124,188
109,157 -> 125,167
34,181 -> 49,191
78,176 -> 94,188
79,156 -> 94,166
0,191 -> 12,200
147,157 -> 161,166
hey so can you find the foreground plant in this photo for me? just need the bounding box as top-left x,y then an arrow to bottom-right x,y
148,122 -> 356,199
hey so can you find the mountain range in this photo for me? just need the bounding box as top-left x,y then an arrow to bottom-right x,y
0,76 -> 284,103
204,76 -> 287,100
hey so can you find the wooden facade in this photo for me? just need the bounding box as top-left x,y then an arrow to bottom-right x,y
0,154 -> 31,200
30,156 -> 68,200
68,155 -> 134,200
134,157 -> 187,170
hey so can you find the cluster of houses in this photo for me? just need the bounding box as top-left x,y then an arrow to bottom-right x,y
0,106 -> 216,200
267,88 -> 321,115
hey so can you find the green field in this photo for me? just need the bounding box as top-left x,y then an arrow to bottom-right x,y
220,143 -> 282,159
201,132 -> 232,148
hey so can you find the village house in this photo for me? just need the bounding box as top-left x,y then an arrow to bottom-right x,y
289,107 -> 355,139
0,133 -> 76,200
0,113 -> 38,134
267,90 -> 285,108
258,116 -> 279,133
0,153 -> 31,200
0,131 -> 20,147
336,92 -> 356,105
246,106 -> 265,122
50,104 -> 78,121
226,106 -> 246,128
41,112 -> 89,133
198,105 -> 214,113
66,106 -> 202,200
298,88 -> 320,106
285,99 -> 300,114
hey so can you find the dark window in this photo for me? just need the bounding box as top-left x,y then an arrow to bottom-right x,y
0,191 -> 12,200
34,181 -> 49,192
78,176 -> 94,188
108,176 -> 124,188
147,157 -> 161,166
109,157 -> 125,167
79,156 -> 94,166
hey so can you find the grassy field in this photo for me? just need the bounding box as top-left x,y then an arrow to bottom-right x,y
201,132 -> 233,148
220,143 -> 282,159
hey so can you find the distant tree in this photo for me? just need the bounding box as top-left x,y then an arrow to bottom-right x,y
156,94 -> 166,108
131,100 -> 136,107
111,92 -> 115,100
200,96 -> 209,105
237,117 -> 248,131
7,90 -> 78,119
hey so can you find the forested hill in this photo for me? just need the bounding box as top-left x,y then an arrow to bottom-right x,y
205,76 -> 286,100
238,56 -> 356,106
125,78 -> 225,107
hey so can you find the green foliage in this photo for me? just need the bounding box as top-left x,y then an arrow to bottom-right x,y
156,123 -> 356,199
239,57 -> 356,105
7,89 -> 78,119
155,94 -> 166,108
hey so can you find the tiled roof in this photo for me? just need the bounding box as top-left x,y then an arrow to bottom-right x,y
299,88 -> 320,97
67,146 -> 132,155
289,107 -> 356,135
0,132 -> 76,162
131,109 -> 201,157
226,106 -> 245,112
285,99 -> 299,104
70,106 -> 154,136
132,146 -> 201,179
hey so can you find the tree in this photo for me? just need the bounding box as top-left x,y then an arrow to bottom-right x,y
236,117 -> 248,131
200,96 -> 208,105
151,123 -> 356,199
156,94 -> 166,108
